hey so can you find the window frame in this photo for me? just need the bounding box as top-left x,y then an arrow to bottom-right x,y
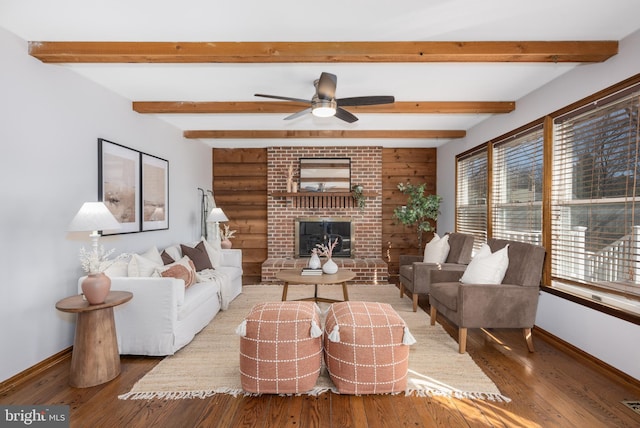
454,74 -> 640,325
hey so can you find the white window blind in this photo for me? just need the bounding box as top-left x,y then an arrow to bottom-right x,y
553,87 -> 640,298
492,126 -> 543,245
456,147 -> 488,251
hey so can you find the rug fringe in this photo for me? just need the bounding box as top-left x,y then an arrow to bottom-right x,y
119,387 -> 510,402
406,388 -> 511,403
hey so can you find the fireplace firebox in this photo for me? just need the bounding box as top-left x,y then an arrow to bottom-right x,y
295,217 -> 353,258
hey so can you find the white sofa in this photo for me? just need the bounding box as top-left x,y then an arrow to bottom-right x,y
79,247 -> 243,356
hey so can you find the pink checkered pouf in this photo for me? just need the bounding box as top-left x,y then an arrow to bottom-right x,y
237,301 -> 323,394
324,301 -> 416,395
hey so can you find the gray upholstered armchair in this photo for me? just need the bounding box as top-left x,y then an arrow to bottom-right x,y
399,232 -> 475,312
428,239 -> 546,354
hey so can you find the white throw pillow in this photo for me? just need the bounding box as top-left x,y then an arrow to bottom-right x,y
201,237 -> 222,268
128,250 -> 163,277
460,244 -> 510,284
163,244 -> 182,262
103,258 -> 129,277
423,233 -> 451,263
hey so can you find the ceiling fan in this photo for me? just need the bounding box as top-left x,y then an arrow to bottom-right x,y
254,72 -> 395,123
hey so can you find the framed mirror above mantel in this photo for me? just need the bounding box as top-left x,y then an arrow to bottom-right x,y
299,157 -> 351,192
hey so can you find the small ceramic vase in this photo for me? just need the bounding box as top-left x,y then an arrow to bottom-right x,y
82,272 -> 111,305
322,258 -> 339,274
308,253 -> 322,269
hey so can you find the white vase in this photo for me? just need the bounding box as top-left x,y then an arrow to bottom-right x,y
322,258 -> 338,274
308,253 -> 321,269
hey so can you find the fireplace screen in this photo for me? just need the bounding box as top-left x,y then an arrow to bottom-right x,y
295,217 -> 353,258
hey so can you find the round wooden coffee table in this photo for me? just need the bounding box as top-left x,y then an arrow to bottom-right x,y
56,290 -> 132,388
276,269 -> 356,303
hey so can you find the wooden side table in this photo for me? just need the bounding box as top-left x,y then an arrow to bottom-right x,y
56,290 -> 132,388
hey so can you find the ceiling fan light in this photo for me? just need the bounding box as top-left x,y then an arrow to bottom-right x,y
312,99 -> 337,117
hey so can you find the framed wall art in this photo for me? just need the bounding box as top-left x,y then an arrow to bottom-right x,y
98,138 -> 141,234
299,157 -> 351,192
141,153 -> 169,231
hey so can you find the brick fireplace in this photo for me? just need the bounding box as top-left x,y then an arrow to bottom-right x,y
261,146 -> 388,284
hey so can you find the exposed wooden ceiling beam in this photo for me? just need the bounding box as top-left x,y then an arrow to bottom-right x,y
29,41 -> 617,63
183,130 -> 466,139
133,101 -> 515,114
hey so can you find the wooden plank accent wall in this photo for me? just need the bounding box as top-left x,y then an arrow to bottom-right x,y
382,148 -> 438,284
212,147 -> 437,285
213,148 -> 268,284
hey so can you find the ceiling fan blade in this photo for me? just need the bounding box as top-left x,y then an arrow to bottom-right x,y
254,93 -> 311,104
316,72 -> 337,99
335,107 -> 359,123
284,107 -> 312,120
337,96 -> 395,107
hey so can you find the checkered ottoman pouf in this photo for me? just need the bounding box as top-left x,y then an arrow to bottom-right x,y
237,301 -> 323,394
324,301 -> 416,395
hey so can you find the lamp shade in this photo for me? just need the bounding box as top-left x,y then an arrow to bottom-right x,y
206,207 -> 228,223
69,202 -> 121,232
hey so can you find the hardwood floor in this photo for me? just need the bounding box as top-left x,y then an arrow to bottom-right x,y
2,293 -> 639,428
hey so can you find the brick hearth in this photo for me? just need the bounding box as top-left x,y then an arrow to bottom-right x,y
261,146 -> 388,284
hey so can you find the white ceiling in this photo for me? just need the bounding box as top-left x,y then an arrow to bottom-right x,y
3,0 -> 640,148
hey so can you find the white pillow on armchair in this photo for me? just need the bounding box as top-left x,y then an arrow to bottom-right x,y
460,244 -> 510,284
423,233 -> 450,263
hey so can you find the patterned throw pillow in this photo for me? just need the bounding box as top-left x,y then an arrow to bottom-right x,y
154,256 -> 197,288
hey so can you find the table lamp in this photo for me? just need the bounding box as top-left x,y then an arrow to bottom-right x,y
68,202 -> 121,304
206,207 -> 228,241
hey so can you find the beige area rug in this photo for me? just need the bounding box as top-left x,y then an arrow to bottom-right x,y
119,284 -> 510,402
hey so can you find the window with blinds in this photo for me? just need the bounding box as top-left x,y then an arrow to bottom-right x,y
492,126 -> 543,245
552,87 -> 640,298
456,147 -> 488,251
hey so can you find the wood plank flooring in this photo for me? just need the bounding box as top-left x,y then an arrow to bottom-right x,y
2,292 -> 639,427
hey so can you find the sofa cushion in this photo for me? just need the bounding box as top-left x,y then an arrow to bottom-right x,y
177,279 -> 221,321
155,256 -> 197,288
460,244 -> 509,285
429,282 -> 459,311
181,242 -> 214,272
423,233 -> 450,263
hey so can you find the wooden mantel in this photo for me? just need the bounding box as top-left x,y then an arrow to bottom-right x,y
270,191 -> 378,210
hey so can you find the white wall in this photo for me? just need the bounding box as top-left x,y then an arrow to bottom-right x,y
437,29 -> 640,380
0,27 -> 212,382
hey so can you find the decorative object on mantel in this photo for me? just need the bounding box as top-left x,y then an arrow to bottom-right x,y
313,237 -> 340,274
351,184 -> 365,211
286,163 -> 295,193
393,182 -> 442,250
69,202 -> 126,304
220,224 -> 237,249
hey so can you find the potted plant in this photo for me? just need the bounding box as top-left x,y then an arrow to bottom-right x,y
351,184 -> 366,211
393,182 -> 442,250
220,224 -> 237,249
78,246 -> 128,304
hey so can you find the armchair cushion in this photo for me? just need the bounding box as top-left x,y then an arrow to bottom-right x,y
423,233 -> 450,263
460,244 -> 509,285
